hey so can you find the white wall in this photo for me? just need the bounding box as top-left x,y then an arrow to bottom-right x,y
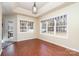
3,14 -> 38,42
16,15 -> 36,41
3,15 -> 17,42
0,4 -> 2,54
39,3 -> 79,51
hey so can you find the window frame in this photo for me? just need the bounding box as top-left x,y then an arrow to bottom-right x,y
40,14 -> 68,39
20,20 -> 34,33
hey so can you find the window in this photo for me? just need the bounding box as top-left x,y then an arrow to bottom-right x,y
28,21 -> 34,31
48,18 -> 54,34
40,14 -> 67,37
8,21 -> 14,38
56,15 -> 67,36
41,20 -> 47,33
20,20 -> 34,32
20,20 -> 27,32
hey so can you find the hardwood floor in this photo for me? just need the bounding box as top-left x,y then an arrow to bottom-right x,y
1,39 -> 79,56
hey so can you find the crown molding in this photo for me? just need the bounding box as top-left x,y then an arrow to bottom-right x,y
13,2 -> 75,17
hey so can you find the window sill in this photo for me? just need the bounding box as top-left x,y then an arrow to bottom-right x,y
20,31 -> 34,33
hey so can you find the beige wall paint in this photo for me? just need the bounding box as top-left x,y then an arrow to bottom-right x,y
34,17 -> 40,38
39,3 -> 79,51
0,4 -> 2,54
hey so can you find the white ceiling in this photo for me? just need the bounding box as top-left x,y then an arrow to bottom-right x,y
2,2 -> 75,17
2,2 -> 48,15
16,2 -> 48,11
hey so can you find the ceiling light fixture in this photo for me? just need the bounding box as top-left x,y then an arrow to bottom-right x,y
32,2 -> 37,14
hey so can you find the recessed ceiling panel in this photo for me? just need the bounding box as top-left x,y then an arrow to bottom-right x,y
17,2 -> 48,11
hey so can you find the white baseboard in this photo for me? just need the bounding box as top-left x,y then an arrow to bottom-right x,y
0,49 -> 2,55
16,38 -> 36,42
40,38 -> 79,52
